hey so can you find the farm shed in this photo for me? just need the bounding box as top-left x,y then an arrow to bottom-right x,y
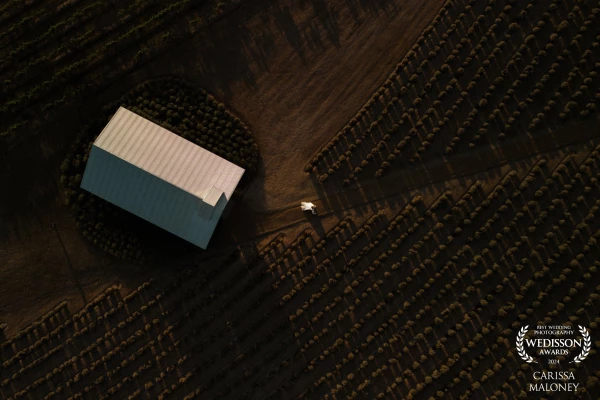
80,107 -> 245,249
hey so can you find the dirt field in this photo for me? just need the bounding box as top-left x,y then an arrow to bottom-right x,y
2,141 -> 599,399
2,0 -> 600,398
0,0 -> 444,335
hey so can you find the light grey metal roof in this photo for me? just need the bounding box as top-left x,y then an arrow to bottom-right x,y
204,187 -> 224,207
80,107 -> 245,249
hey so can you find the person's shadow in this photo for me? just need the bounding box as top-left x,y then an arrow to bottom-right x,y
303,208 -> 325,238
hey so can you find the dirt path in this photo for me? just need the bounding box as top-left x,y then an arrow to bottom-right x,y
219,120 -> 600,246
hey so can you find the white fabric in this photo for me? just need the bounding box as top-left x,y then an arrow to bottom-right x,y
301,202 -> 316,214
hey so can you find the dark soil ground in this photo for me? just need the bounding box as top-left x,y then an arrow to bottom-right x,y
2,1 -> 600,398
0,0 -> 445,335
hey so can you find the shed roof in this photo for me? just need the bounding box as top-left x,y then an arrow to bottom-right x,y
80,107 -> 245,249
94,107 -> 244,200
